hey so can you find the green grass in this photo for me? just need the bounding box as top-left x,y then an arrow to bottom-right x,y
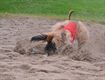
0,0 -> 105,22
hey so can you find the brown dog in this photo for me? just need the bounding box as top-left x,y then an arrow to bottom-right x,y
31,11 -> 89,56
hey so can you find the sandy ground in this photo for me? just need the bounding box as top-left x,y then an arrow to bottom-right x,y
0,16 -> 105,80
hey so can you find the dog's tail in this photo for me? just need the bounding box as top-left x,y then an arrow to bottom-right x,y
68,10 -> 74,20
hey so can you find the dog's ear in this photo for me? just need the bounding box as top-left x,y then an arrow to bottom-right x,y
31,34 -> 48,42
31,32 -> 54,42
68,10 -> 74,20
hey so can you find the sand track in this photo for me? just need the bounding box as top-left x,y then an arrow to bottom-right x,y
0,16 -> 105,80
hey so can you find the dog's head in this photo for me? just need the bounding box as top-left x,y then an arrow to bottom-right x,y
31,30 -> 68,55
31,32 -> 56,55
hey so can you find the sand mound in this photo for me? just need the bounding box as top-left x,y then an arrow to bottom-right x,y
14,39 -> 46,55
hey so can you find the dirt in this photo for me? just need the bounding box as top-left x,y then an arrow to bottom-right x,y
0,16 -> 105,80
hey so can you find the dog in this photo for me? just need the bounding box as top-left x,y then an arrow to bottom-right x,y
31,11 -> 89,56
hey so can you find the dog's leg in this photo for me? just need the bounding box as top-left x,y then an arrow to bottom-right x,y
59,30 -> 73,54
65,30 -> 73,47
73,40 -> 78,49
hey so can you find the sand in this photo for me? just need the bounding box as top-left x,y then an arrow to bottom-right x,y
0,16 -> 105,80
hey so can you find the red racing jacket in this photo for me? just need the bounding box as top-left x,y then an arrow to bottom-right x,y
64,21 -> 77,43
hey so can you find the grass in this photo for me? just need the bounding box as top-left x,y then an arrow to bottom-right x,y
0,0 -> 105,22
